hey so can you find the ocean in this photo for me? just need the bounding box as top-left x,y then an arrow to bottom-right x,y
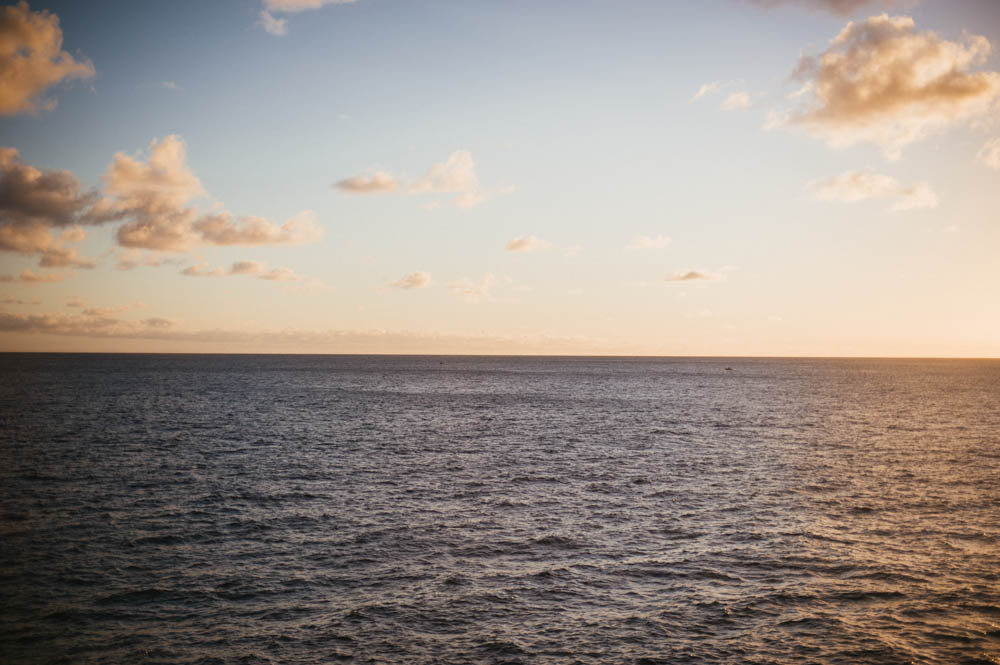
1,354 -> 998,664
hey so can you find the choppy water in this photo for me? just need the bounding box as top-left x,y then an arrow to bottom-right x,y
1,354 -> 998,664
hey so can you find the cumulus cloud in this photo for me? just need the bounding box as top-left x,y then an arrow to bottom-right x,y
627,234 -> 671,250
0,1 -> 95,115
182,260 -> 304,282
0,147 -> 101,266
752,0 -> 897,15
410,150 -> 480,195
505,235 -> 550,253
334,171 -> 399,194
101,136 -> 321,251
258,0 -> 356,36
665,269 -> 721,282
390,271 -> 432,289
977,138 -> 1000,169
0,268 -> 64,284
722,91 -> 752,111
777,15 -> 1000,159
809,170 -> 938,210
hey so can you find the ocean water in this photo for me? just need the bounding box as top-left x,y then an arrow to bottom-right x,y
0,354 -> 998,665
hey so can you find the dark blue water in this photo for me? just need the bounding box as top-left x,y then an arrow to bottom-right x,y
1,354 -> 998,664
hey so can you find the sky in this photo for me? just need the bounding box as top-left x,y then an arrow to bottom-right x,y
1,0 -> 999,356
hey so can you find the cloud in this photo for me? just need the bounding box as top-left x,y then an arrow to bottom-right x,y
777,14 -> 1000,159
692,81 -> 724,101
264,0 -> 356,11
0,1 -> 95,116
0,309 -> 613,354
182,260 -> 304,282
159,81 -> 181,91
2,295 -> 39,305
722,91 -> 752,111
0,268 -> 64,284
257,10 -> 287,36
450,273 -> 495,303
809,170 -> 938,210
390,271 -> 432,289
334,171 -> 399,194
339,151 -> 502,209
627,234 -> 671,250
258,0 -> 356,36
564,244 -> 582,257
665,269 -> 721,282
977,138 -> 1000,169
505,235 -> 550,252
101,136 -> 321,251
0,147 -> 102,266
752,0 -> 898,15
409,150 -> 480,195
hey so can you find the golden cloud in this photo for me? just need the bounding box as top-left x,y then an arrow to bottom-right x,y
0,1 -> 94,115
781,15 -> 1000,159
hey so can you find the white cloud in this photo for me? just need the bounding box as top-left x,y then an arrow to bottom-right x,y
722,91 -> 752,111
505,235 -> 551,253
777,14 -> 1000,160
0,2 -> 95,116
692,81 -> 724,101
409,150 -> 480,195
809,170 -> 938,211
390,271 -> 432,289
977,138 -> 1000,169
564,244 -> 582,257
627,234 -> 671,250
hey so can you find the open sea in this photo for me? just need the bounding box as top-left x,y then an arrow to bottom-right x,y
0,353 -> 998,665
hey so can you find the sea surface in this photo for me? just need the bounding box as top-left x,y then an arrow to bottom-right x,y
1,354 -> 998,665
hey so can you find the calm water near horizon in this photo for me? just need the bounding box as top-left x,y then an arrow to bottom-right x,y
1,354 -> 998,664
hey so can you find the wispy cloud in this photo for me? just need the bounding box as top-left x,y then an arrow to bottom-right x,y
450,273 -> 495,303
0,269 -> 65,284
692,81 -> 724,101
773,14 -> 1000,159
752,0 -> 900,15
505,235 -> 550,253
722,91 -> 751,111
2,295 -> 40,305
977,138 -> 1000,170
665,269 -> 722,283
181,260 -> 304,281
390,271 -> 432,289
0,2 -> 95,116
258,0 -> 356,36
627,235 -> 671,250
809,170 -> 938,211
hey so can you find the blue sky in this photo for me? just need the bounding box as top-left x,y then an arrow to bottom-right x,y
1,0 -> 999,355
